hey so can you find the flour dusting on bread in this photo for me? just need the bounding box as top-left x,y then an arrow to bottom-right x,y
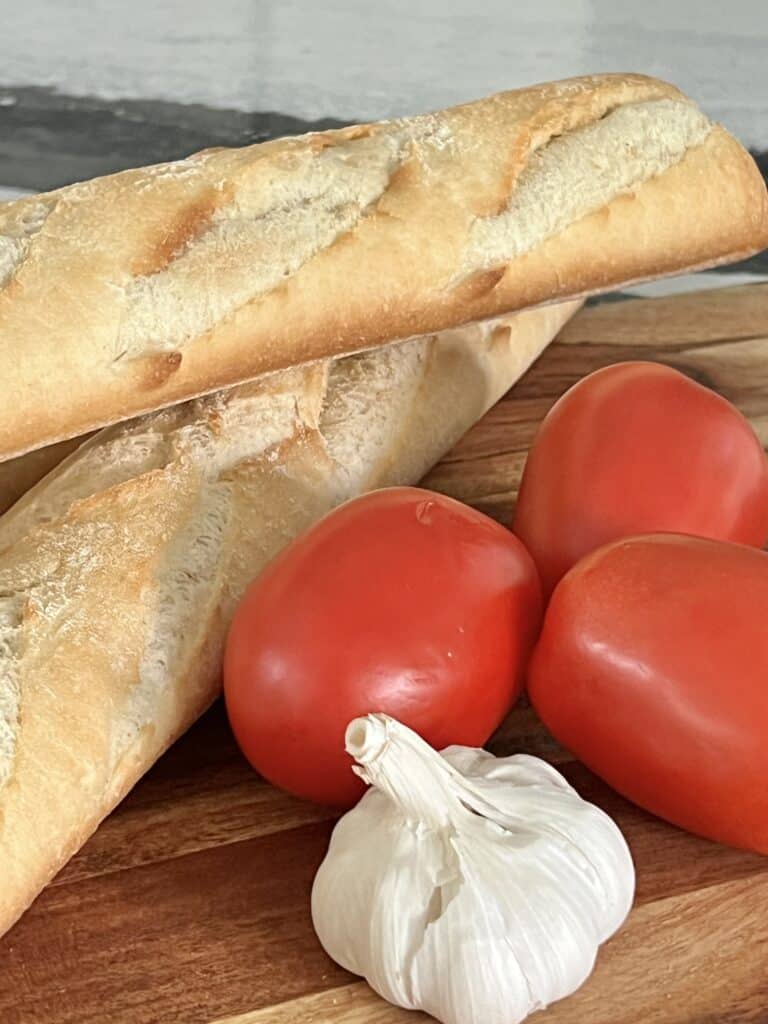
465,100 -> 712,271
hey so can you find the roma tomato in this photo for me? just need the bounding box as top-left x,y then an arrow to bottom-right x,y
513,361 -> 768,595
528,534 -> 768,853
224,487 -> 542,806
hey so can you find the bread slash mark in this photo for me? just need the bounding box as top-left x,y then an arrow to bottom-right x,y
451,266 -> 507,304
116,130 -> 409,360
308,125 -> 377,153
140,351 -> 183,390
489,324 -> 513,349
129,187 -> 230,277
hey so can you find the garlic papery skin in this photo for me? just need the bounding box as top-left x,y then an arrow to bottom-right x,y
311,714 -> 635,1024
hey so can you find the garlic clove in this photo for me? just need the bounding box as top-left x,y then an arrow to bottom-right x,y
442,746 -> 634,943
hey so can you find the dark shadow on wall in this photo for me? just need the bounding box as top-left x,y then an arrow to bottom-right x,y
0,86 -> 347,192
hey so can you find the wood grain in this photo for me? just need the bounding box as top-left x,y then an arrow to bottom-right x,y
558,284 -> 768,347
51,707 -> 333,889
2,283 -> 767,1024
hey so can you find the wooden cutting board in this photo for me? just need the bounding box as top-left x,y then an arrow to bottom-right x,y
3,284 -> 768,1024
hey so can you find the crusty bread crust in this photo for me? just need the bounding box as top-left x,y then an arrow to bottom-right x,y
0,74 -> 764,461
0,299 -> 579,938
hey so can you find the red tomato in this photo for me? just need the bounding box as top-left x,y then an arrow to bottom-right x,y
528,534 -> 768,853
224,487 -> 542,806
513,361 -> 768,595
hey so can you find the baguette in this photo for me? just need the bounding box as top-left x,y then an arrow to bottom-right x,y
0,299 -> 579,938
0,73 -> 765,461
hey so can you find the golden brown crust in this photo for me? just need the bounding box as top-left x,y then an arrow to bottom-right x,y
0,73 -> 764,462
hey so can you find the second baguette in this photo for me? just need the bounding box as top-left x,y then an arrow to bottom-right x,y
0,299 -> 579,939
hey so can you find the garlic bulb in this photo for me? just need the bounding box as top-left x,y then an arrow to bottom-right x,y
311,714 -> 634,1024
